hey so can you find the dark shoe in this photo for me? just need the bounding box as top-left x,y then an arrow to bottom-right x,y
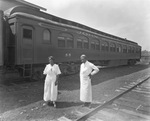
86,103 -> 91,108
47,101 -> 53,106
84,102 -> 91,107
81,102 -> 91,107
86,102 -> 91,107
81,103 -> 86,107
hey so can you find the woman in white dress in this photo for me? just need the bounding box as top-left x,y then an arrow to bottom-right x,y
43,56 -> 61,107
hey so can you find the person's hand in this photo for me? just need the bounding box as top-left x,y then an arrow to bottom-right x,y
88,74 -> 92,79
55,80 -> 58,86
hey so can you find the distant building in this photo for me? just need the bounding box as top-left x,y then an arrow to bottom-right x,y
0,0 -> 46,11
141,50 -> 150,56
141,50 -> 150,63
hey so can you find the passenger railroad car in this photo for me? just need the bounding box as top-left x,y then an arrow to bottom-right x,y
0,5 -> 141,80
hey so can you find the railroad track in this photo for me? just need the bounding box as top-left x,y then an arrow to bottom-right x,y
57,76 -> 150,121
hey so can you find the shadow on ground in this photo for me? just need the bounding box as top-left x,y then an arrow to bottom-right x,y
55,101 -> 99,109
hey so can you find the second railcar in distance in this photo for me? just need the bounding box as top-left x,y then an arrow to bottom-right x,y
1,5 -> 141,79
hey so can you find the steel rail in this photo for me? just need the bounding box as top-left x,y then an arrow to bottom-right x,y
76,76 -> 150,121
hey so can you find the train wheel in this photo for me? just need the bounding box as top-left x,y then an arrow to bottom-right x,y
66,64 -> 80,75
128,59 -> 136,65
59,65 -> 68,75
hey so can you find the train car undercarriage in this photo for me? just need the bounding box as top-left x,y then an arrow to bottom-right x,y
0,58 -> 139,83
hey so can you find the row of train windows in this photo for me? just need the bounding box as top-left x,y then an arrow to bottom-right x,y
23,28 -> 140,53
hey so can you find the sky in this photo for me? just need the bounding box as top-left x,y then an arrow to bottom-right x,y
26,0 -> 150,51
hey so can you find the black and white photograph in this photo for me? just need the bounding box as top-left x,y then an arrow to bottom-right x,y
0,0 -> 150,120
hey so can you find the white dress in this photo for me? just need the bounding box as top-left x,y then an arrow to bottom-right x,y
43,64 -> 61,101
80,61 -> 99,102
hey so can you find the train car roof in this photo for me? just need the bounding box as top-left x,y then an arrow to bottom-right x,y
10,0 -> 47,11
5,6 -> 139,46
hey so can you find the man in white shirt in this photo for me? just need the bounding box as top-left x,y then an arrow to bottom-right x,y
80,54 -> 99,107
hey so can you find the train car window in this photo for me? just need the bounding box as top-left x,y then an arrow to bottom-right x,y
123,45 -> 127,53
43,29 -> 51,44
58,33 -> 73,48
67,37 -> 74,48
83,39 -> 89,49
101,43 -> 105,51
77,39 -> 82,49
132,47 -> 135,53
58,37 -> 65,47
10,23 -> 15,34
91,39 -> 100,50
101,41 -> 109,52
23,29 -> 32,39
136,48 -> 138,53
91,41 -> 95,50
128,46 -> 132,53
138,48 -> 141,53
116,44 -> 122,52
77,36 -> 89,49
105,43 -> 109,51
110,43 -> 116,52
136,48 -> 140,53
95,40 -> 100,50
9,24 -> 15,45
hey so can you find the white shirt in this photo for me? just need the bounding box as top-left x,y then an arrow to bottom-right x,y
80,61 -> 99,78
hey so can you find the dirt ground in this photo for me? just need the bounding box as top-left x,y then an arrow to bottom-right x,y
0,63 -> 150,115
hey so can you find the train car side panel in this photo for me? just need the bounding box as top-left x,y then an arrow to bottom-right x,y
1,6 -> 142,78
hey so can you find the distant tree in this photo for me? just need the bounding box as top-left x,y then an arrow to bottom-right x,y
141,50 -> 150,56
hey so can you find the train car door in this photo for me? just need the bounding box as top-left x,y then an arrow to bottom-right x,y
21,26 -> 34,64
